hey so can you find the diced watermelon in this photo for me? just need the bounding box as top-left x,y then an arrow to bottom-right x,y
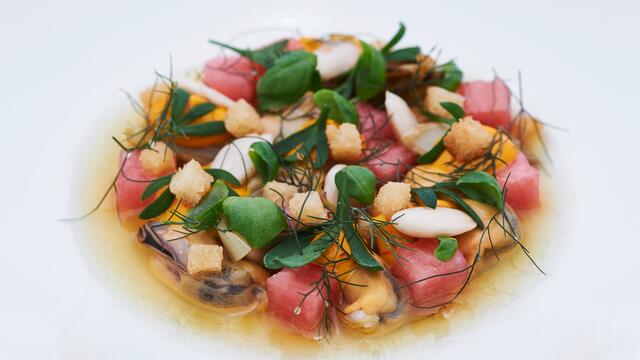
115,150 -> 174,220
203,56 -> 264,103
266,264 -> 339,337
357,102 -> 395,141
460,78 -> 511,129
390,239 -> 468,309
497,153 -> 540,211
361,140 -> 417,181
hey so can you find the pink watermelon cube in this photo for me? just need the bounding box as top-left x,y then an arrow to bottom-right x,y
203,56 -> 264,103
460,78 -> 511,129
361,140 -> 417,181
357,102 -> 395,141
266,264 -> 339,337
391,239 -> 468,309
115,150 -> 174,220
497,153 -> 540,212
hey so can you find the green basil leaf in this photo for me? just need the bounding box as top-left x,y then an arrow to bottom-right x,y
423,110 -> 455,125
440,101 -> 465,120
272,124 -> 316,155
257,51 -> 317,111
263,230 -> 336,269
187,180 -> 228,227
205,168 -> 241,186
434,188 -> 484,229
180,102 -> 216,124
384,47 -> 421,62
354,41 -> 387,101
456,171 -> 504,210
208,39 -> 289,68
141,175 -> 172,200
180,121 -> 226,137
313,108 -> 329,168
249,142 -> 280,183
412,187 -> 437,208
435,236 -> 459,261
344,223 -> 383,270
335,70 -> 355,99
417,139 -> 445,164
222,197 -> 287,248
334,165 -> 376,205
171,88 -> 190,120
434,62 -> 463,91
381,22 -> 406,54
312,89 -> 359,125
139,188 -> 175,220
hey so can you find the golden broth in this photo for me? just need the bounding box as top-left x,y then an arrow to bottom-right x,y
70,112 -> 557,359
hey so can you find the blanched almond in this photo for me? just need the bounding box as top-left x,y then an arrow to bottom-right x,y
391,207 -> 477,238
315,41 -> 360,80
385,91 -> 418,140
323,164 -> 347,209
210,133 -> 273,185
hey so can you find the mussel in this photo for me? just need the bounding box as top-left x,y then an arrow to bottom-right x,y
138,222 -> 268,315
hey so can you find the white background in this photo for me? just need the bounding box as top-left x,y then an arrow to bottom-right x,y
1,0 -> 639,359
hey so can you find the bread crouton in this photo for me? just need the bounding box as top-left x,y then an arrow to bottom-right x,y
187,244 -> 223,279
139,142 -> 176,176
289,191 -> 328,225
263,181 -> 299,208
443,117 -> 493,163
373,182 -> 412,218
169,159 -> 213,205
424,86 -> 465,118
326,123 -> 363,162
225,99 -> 263,137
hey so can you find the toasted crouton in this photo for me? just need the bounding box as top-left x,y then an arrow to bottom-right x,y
373,182 -> 412,218
139,142 -> 176,176
169,159 -> 213,205
187,244 -> 223,279
443,116 -> 493,163
225,99 -> 263,137
263,181 -> 299,208
424,86 -> 466,118
289,191 -> 328,225
326,123 -> 363,162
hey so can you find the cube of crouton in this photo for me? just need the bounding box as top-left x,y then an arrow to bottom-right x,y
289,191 -> 328,225
262,181 -> 299,208
187,244 -> 224,279
373,182 -> 412,218
424,86 -> 465,118
139,142 -> 176,176
326,123 -> 363,162
224,99 -> 263,137
169,159 -> 213,205
443,116 -> 493,163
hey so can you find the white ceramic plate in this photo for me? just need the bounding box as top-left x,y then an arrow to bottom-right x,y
2,0 -> 639,358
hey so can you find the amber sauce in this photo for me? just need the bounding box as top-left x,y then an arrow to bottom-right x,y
70,112 -> 558,359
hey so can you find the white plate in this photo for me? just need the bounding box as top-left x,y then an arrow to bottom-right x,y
1,0 -> 639,359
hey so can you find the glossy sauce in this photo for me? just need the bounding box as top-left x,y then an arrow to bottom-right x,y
70,113 -> 557,359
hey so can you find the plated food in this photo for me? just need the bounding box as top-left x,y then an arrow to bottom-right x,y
91,24 -> 548,340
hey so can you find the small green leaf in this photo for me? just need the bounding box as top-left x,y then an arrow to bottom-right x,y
312,107 -> 329,168
249,142 -> 280,183
208,39 -> 289,68
435,236 -> 458,261
434,187 -> 484,228
139,188 -> 175,220
257,51 -> 318,111
313,89 -> 359,125
440,102 -> 465,120
272,124 -> 316,155
423,110 -> 456,125
384,47 -> 421,62
343,224 -> 382,270
335,70 -> 355,99
141,175 -> 172,200
187,180 -> 228,228
180,103 -> 216,124
456,171 -> 504,210
412,187 -> 437,208
171,88 -> 190,119
205,168 -> 241,186
354,41 -> 387,101
417,139 -> 445,164
434,62 -> 463,91
334,166 -> 377,205
180,121 -> 226,137
381,22 -> 406,54
263,230 -> 336,269
222,197 -> 287,248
